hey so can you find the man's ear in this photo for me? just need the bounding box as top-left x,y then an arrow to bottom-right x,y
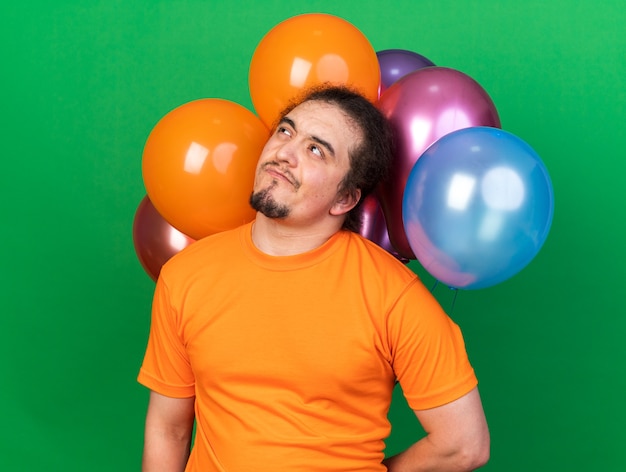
330,188 -> 361,216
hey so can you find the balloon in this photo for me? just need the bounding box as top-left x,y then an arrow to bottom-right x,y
376,49 -> 435,94
377,66 -> 501,259
142,99 -> 269,240
249,13 -> 380,128
359,194 -> 408,263
402,127 -> 554,290
133,195 -> 195,281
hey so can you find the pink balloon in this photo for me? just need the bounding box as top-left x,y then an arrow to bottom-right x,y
377,67 -> 501,259
133,196 -> 195,281
359,194 -> 408,263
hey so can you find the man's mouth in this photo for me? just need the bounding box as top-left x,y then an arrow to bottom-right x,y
263,163 -> 299,188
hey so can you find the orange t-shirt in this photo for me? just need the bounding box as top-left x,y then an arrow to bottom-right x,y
138,222 -> 476,471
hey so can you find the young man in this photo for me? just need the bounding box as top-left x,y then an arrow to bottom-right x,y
138,86 -> 490,471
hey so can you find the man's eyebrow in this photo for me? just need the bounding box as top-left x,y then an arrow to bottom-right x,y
279,116 -> 296,129
279,116 -> 336,158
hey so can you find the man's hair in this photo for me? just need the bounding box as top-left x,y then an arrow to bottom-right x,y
275,84 -> 395,232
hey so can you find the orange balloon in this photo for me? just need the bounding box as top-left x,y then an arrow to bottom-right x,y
142,99 -> 269,240
249,13 -> 381,127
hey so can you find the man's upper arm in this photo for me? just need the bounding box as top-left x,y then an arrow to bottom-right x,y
145,391 -> 195,437
142,392 -> 195,472
414,387 -> 490,466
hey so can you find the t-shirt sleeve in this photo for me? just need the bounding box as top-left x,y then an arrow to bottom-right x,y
387,278 -> 477,410
137,274 -> 196,398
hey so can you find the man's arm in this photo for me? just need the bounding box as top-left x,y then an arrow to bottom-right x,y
383,387 -> 490,471
142,391 -> 196,472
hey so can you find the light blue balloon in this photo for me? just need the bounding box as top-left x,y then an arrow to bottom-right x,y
402,127 -> 554,290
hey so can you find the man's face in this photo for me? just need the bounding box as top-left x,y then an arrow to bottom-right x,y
250,100 -> 361,225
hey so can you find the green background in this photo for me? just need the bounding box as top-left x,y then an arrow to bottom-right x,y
2,1 -> 624,470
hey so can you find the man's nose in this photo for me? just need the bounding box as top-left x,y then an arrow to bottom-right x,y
276,139 -> 298,166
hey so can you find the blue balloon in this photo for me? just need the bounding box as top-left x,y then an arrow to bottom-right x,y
402,127 -> 554,290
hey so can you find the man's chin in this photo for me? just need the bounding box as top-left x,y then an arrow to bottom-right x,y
249,189 -> 290,219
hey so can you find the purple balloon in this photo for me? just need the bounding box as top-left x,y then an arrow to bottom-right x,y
377,49 -> 435,93
377,67 -> 501,260
359,194 -> 386,242
359,194 -> 408,263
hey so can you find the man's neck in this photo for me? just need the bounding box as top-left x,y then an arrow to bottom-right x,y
251,213 -> 343,256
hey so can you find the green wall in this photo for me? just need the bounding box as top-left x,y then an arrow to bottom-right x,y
2,1 -> 624,470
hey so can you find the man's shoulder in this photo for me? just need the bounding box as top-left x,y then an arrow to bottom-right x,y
162,224 -> 246,273
345,231 -> 417,280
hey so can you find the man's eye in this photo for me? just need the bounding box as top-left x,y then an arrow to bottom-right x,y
277,126 -> 291,136
310,145 -> 323,158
